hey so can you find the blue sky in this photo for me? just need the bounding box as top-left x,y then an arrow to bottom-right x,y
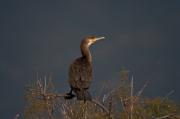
0,0 -> 180,118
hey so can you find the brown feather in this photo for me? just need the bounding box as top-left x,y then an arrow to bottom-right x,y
66,36 -> 104,101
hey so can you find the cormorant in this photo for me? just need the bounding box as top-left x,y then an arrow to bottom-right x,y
65,36 -> 105,101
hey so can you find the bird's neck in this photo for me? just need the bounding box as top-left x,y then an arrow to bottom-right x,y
80,45 -> 92,62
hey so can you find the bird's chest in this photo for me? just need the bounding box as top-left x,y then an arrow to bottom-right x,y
69,58 -> 93,81
79,62 -> 92,77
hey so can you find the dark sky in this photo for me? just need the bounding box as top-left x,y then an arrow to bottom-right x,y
0,0 -> 180,118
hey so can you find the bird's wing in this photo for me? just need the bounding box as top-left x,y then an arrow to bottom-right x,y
68,58 -> 92,89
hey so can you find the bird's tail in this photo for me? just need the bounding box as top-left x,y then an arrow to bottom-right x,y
75,89 -> 92,101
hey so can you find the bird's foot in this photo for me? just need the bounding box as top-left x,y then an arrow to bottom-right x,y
64,93 -> 76,99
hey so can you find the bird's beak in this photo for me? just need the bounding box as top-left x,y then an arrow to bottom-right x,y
89,37 -> 105,46
95,37 -> 105,41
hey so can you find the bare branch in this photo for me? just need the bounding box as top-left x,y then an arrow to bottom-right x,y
155,113 -> 176,119
91,99 -> 109,114
130,76 -> 134,119
136,80 -> 148,97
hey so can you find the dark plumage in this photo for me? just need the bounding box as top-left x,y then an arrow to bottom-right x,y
65,36 -> 105,101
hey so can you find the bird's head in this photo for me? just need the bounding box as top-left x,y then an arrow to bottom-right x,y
82,36 -> 105,47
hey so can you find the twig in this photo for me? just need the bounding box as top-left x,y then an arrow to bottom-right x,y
136,80 -> 148,97
130,76 -> 134,119
47,110 -> 54,119
108,97 -> 113,119
44,76 -> 47,94
91,99 -> 109,114
160,90 -> 174,104
155,113 -> 176,119
120,97 -> 125,111
98,84 -> 105,100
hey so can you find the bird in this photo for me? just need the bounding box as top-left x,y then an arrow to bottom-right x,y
65,36 -> 105,101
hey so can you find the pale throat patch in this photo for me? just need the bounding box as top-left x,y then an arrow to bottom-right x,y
87,39 -> 95,46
